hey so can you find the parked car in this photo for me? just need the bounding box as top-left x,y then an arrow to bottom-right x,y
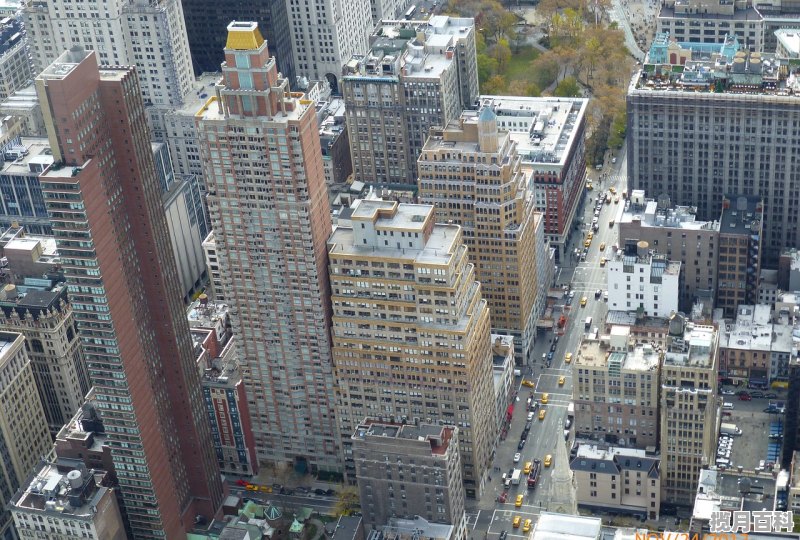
722,411 -> 733,417
739,393 -> 752,401
296,486 -> 310,494
513,453 -> 521,463
765,392 -> 778,399
314,488 -> 326,496
721,389 -> 736,395
518,439 -> 526,450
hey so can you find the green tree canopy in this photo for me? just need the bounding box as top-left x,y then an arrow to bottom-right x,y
554,76 -> 581,97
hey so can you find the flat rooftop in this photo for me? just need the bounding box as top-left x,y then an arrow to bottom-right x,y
476,96 -> 587,168
720,194 -> 762,236
532,513 -> 601,540
353,420 -> 453,455
575,340 -> 659,371
351,199 -> 431,231
630,45 -> 800,98
0,84 -> 40,111
170,72 -> 221,117
12,462 -> 107,520
0,137 -> 53,175
664,325 -> 717,368
605,310 -> 670,330
721,304 -> 773,351
620,191 -> 719,231
347,16 -> 472,82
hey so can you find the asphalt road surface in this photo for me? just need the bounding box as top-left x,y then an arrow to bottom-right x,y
471,155 -> 630,540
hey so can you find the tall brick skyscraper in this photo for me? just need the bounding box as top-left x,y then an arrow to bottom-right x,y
196,22 -> 340,472
36,47 -> 223,539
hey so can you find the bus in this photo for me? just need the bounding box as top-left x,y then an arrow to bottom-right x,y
404,5 -> 417,19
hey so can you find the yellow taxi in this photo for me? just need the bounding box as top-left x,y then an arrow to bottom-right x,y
583,239 -> 591,248
587,231 -> 594,239
580,296 -> 587,307
599,242 -> 606,251
600,258 -> 606,267
523,461 -> 533,474
586,183 -> 593,191
521,379 -> 535,388
558,375 -> 566,386
513,516 -> 521,528
538,409 -> 546,420
515,495 -> 523,507
609,187 -> 617,194
544,454 -> 553,467
523,520 -> 532,533
541,393 -> 549,404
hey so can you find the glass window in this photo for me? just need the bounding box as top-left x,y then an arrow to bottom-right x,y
235,53 -> 250,69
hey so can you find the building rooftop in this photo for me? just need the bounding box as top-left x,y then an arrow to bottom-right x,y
532,513 -> 602,540
476,96 -> 588,167
610,243 -> 682,279
631,41 -> 800,98
225,21 -> 265,51
0,85 -> 40,112
1,137 -> 53,175
371,516 -> 454,540
776,29 -> 800,56
571,444 -> 660,478
621,190 -> 719,231
170,73 -> 221,117
352,420 -> 454,455
346,16 -> 472,83
692,468 -> 778,522
719,195 -> 763,236
605,310 -> 670,331
721,304 -> 774,351
11,461 -> 109,521
576,339 -> 660,370
351,199 -> 430,231
329,201 -> 460,266
664,323 -> 717,368
0,279 -> 67,320
0,16 -> 23,57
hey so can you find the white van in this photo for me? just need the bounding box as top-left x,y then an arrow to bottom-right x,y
722,402 -> 734,410
585,317 -> 592,329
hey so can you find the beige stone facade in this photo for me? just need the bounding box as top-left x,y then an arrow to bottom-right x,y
0,283 -> 88,435
573,336 -> 660,449
328,200 -> 496,498
0,331 -> 51,538
660,320 -> 719,505
570,444 -> 661,520
418,107 -> 540,363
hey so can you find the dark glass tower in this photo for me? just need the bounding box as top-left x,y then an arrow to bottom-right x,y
182,0 -> 295,81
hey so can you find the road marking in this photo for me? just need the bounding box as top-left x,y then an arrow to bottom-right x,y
471,511 -> 481,530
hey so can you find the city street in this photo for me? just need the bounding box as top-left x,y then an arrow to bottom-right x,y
468,155 -> 630,539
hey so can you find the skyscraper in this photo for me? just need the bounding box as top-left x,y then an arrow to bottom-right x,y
36,47 -> 223,539
196,22 -> 340,472
0,331 -> 52,539
328,199 -> 497,498
342,17 -> 478,186
285,0 -> 372,91
660,317 -> 718,505
627,51 -> 800,263
418,107 -> 543,363
182,1 -> 295,81
23,0 -> 195,138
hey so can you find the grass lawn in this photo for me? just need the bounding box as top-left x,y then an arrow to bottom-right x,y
504,46 -> 541,85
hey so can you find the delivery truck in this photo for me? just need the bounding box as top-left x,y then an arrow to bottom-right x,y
511,469 -> 522,485
720,423 -> 742,436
